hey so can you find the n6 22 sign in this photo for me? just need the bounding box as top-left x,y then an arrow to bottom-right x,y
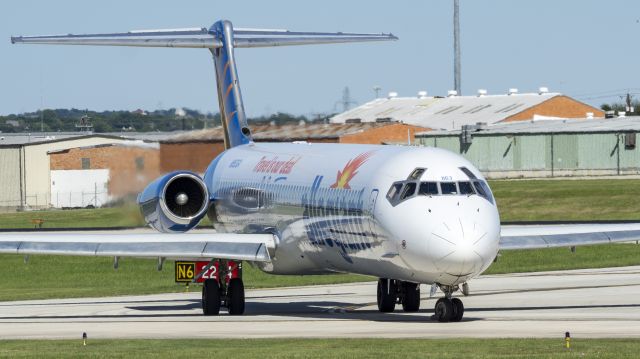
175,261 -> 218,283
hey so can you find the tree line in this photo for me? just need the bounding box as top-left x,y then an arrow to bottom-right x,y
0,108 -> 332,133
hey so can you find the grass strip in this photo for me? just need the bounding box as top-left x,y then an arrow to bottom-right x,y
0,338 -> 638,358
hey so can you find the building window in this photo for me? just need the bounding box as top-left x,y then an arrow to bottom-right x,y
625,133 -> 636,150
81,158 -> 90,169
135,157 -> 145,171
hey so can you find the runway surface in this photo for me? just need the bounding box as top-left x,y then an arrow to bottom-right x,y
1,265 -> 640,339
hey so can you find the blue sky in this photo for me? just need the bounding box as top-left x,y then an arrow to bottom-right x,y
2,0 -> 639,117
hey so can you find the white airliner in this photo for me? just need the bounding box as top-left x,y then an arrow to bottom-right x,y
4,19 -> 640,322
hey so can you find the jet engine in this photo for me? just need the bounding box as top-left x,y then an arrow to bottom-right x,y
138,171 -> 209,233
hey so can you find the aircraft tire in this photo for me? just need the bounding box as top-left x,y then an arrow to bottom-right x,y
227,278 -> 245,315
434,298 -> 453,322
377,278 -> 397,313
451,297 -> 464,322
202,279 -> 221,316
401,282 -> 420,312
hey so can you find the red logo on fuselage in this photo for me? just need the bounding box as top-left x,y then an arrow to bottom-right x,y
330,151 -> 374,189
253,156 -> 300,174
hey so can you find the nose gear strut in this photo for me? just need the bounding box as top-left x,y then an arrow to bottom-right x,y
433,283 -> 465,322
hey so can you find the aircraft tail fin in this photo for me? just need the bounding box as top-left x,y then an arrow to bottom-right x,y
11,20 -> 397,148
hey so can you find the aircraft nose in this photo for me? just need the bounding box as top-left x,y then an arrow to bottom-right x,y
426,216 -> 496,280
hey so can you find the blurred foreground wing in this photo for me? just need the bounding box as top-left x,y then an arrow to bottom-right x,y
0,232 -> 275,262
500,223 -> 640,250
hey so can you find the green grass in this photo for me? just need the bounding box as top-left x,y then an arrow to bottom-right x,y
0,205 -> 145,229
0,179 -> 639,301
0,254 -> 369,301
489,179 -> 640,222
0,338 -> 638,358
1,242 -> 638,301
485,243 -> 640,274
1,179 -> 640,230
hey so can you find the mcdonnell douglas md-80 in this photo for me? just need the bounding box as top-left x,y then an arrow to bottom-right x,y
4,19 -> 640,322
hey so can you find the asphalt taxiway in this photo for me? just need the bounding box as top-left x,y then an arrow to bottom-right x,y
1,265 -> 639,339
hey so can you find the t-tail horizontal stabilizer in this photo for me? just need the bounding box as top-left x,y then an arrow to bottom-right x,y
10,27 -> 397,48
11,19 -> 397,148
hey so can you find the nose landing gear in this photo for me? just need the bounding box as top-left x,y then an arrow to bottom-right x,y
375,279 -> 465,321
433,284 -> 464,322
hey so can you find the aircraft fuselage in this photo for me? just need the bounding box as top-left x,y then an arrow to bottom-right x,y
204,142 -> 501,286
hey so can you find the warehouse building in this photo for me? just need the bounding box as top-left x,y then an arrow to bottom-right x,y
49,142 -> 159,207
331,89 -> 603,130
0,134 -> 157,210
160,122 -> 429,173
416,117 -> 640,178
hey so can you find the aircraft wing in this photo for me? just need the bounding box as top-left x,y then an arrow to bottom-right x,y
10,27 -> 397,49
500,223 -> 640,250
0,232 -> 275,262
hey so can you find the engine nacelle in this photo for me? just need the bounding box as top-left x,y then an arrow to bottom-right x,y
138,171 -> 209,233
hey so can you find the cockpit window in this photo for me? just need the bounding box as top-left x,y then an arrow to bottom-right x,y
400,182 -> 417,200
419,182 -> 439,195
408,168 -> 426,180
385,178 -> 494,206
458,181 -> 475,195
440,182 -> 458,195
386,183 -> 403,201
459,167 -> 478,180
473,180 -> 495,204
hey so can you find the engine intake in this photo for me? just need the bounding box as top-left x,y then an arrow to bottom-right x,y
138,171 -> 209,233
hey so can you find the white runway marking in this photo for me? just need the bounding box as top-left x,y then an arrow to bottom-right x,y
1,266 -> 640,339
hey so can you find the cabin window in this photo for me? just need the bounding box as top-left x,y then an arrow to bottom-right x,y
458,181 -> 475,195
419,182 -> 439,195
440,182 -> 457,195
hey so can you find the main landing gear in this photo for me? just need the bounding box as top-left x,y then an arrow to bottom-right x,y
202,260 -> 245,316
376,278 -> 465,322
376,278 -> 421,313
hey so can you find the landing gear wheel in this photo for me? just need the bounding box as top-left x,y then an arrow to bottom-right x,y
401,282 -> 420,312
434,298 -> 453,322
227,278 -> 245,315
377,278 -> 397,313
451,297 -> 464,322
202,279 -> 221,316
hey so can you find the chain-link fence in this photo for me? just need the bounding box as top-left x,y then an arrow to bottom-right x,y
0,190 -> 111,212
